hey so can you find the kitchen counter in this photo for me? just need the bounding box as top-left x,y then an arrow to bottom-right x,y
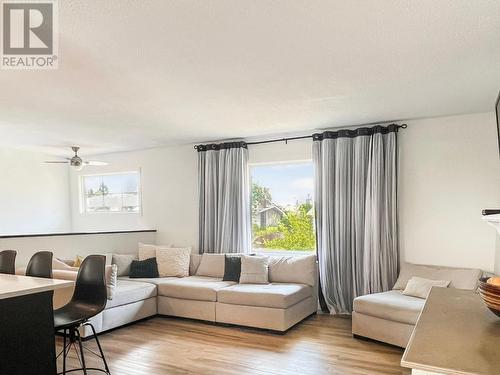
0,274 -> 74,375
0,273 -> 73,299
401,287 -> 500,375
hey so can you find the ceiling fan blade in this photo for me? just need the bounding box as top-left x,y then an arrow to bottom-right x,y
84,161 -> 109,166
44,161 -> 69,164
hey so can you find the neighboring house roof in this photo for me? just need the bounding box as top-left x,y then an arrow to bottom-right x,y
258,204 -> 285,216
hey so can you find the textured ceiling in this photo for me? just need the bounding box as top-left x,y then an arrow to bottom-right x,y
1,0 -> 500,156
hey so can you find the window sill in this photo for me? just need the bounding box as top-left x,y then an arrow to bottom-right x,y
253,248 -> 315,256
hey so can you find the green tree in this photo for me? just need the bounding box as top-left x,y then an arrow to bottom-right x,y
264,203 -> 315,251
251,182 -> 272,218
96,182 -> 109,196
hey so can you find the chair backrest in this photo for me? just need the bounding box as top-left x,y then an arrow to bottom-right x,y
26,251 -> 53,278
0,250 -> 17,274
71,255 -> 107,315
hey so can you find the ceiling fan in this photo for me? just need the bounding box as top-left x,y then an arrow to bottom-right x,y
45,146 -> 108,171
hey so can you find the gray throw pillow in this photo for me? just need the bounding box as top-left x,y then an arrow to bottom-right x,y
112,253 -> 136,277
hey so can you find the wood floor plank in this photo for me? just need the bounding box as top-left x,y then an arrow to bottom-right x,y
56,314 -> 410,375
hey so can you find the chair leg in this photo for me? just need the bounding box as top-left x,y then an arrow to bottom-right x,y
62,328 -> 67,375
75,328 -> 88,375
87,323 -> 111,374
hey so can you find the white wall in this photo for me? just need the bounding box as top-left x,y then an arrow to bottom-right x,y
0,148 -> 71,235
0,232 -> 156,267
41,111 -> 500,272
399,112 -> 500,272
249,139 -> 312,164
0,148 -> 158,266
69,146 -> 198,248
68,141 -> 314,250
248,113 -> 500,271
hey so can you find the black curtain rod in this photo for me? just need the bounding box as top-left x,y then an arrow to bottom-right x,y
246,134 -> 313,146
194,123 -> 407,149
246,123 -> 407,146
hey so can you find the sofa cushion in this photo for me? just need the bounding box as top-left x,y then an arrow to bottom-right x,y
156,276 -> 236,302
353,290 -> 425,325
190,254 -> 202,276
118,276 -> 177,285
53,258 -> 79,271
138,242 -> 173,261
112,253 -> 136,277
217,283 -> 312,309
106,265 -> 118,300
393,263 -> 482,291
268,254 -> 316,287
138,243 -> 157,261
106,279 -> 157,309
240,255 -> 269,284
196,254 -> 225,278
156,247 -> 190,277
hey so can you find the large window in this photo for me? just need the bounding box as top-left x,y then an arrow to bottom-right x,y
81,172 -> 141,213
250,162 -> 315,252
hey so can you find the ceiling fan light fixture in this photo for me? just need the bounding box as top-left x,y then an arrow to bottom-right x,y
72,163 -> 84,171
44,146 -> 108,169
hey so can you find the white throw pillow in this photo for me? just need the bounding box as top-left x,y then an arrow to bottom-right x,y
268,254 -> 317,287
138,243 -> 157,260
138,242 -> 173,261
105,264 -> 118,300
402,276 -> 450,299
156,247 -> 191,277
196,254 -> 225,278
239,255 -> 269,284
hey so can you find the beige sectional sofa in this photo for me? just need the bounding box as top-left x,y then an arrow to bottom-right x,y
352,262 -> 483,348
54,253 -> 318,337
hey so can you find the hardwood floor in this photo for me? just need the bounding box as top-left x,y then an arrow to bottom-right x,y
56,314 -> 410,375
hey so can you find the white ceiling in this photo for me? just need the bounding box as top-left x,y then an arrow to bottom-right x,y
1,0 -> 500,156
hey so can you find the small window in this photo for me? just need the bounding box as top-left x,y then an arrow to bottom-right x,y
81,172 -> 141,213
250,161 -> 315,252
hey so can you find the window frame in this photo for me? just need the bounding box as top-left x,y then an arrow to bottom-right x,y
248,159 -> 316,254
79,170 -> 143,215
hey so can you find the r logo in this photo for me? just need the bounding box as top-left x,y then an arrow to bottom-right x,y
2,2 -> 53,55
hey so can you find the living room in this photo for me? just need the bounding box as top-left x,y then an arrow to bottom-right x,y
0,1 -> 499,374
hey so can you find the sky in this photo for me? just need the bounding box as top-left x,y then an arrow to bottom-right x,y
84,173 -> 139,194
251,162 -> 314,207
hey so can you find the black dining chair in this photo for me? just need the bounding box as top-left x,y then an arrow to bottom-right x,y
54,255 -> 110,375
26,251 -> 53,278
0,250 -> 17,274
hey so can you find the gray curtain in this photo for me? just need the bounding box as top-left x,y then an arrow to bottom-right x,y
198,142 -> 251,253
313,125 -> 399,314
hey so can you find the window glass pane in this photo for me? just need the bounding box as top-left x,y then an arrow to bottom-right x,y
122,174 -> 139,193
82,172 -> 140,213
251,162 -> 315,252
83,176 -> 102,195
85,195 -> 104,212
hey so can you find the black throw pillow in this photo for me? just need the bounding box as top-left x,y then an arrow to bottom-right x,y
223,255 -> 241,282
129,257 -> 159,278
